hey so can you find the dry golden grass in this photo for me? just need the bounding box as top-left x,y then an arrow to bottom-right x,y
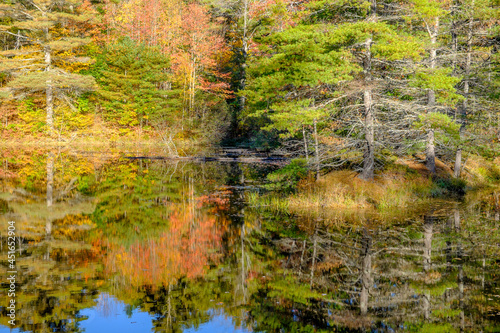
288,168 -> 432,215
284,155 -> 490,218
281,154 -> 500,222
462,155 -> 500,186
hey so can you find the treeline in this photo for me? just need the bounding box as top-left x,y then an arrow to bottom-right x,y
0,0 -> 499,179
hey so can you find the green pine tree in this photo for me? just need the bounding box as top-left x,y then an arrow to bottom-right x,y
245,0 -> 424,180
97,38 -> 170,130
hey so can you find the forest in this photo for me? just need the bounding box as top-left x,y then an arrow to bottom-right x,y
1,2 -> 500,331
0,0 -> 499,187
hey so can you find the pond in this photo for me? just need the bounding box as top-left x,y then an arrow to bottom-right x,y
0,150 -> 499,332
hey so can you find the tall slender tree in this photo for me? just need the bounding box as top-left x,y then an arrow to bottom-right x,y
97,38 -> 170,129
452,0 -> 499,177
409,0 -> 463,174
0,0 -> 96,133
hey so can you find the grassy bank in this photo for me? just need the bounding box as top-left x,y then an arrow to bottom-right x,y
248,155 -> 500,219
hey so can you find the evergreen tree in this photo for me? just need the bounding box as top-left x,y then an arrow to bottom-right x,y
324,0 -> 424,179
409,0 -> 463,174
244,24 -> 359,177
0,0 -> 97,133
450,0 -> 500,176
246,0 -> 423,179
97,38 -> 170,129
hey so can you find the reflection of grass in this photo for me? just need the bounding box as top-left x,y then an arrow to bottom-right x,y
410,275 -> 458,297
0,128 -> 207,157
432,308 -> 462,319
247,191 -> 289,212
407,323 -> 458,333
6,200 -> 95,221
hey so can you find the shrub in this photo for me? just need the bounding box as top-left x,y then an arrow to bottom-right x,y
265,158 -> 308,193
434,177 -> 467,196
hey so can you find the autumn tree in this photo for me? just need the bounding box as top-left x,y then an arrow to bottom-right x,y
100,0 -> 231,140
175,3 -> 231,121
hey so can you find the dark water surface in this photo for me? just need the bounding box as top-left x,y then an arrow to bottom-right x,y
0,150 -> 499,332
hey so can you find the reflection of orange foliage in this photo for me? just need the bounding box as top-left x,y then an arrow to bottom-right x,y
103,203 -> 224,288
61,248 -> 100,266
197,189 -> 232,210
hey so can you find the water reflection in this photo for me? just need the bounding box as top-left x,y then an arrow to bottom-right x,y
0,150 -> 498,332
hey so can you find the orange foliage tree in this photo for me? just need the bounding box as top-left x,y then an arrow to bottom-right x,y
102,0 -> 231,118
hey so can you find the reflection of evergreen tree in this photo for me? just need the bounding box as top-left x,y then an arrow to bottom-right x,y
0,150 -> 499,332
245,204 -> 500,332
0,151 -> 102,332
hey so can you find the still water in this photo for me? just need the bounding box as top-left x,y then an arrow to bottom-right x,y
0,150 -> 499,332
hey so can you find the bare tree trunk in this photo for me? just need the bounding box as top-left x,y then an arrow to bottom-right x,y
190,60 -> 196,115
302,126 -> 309,161
454,147 -> 462,178
363,87 -> 374,180
166,284 -> 172,330
310,226 -> 317,289
451,8 -> 458,76
46,152 -> 54,208
422,215 -> 433,320
454,7 -> 474,178
45,152 -> 54,262
313,118 -> 320,180
44,35 -> 53,132
451,8 -> 460,177
362,2 -> 375,180
423,216 -> 433,272
445,213 -> 453,272
240,223 -> 247,304
454,209 -> 465,331
299,239 -> 306,277
182,75 -> 187,130
426,130 -> 436,174
426,17 -> 439,174
42,7 -> 54,133
15,30 -> 21,50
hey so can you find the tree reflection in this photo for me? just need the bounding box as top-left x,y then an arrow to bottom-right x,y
0,150 -> 498,332
102,203 -> 225,288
